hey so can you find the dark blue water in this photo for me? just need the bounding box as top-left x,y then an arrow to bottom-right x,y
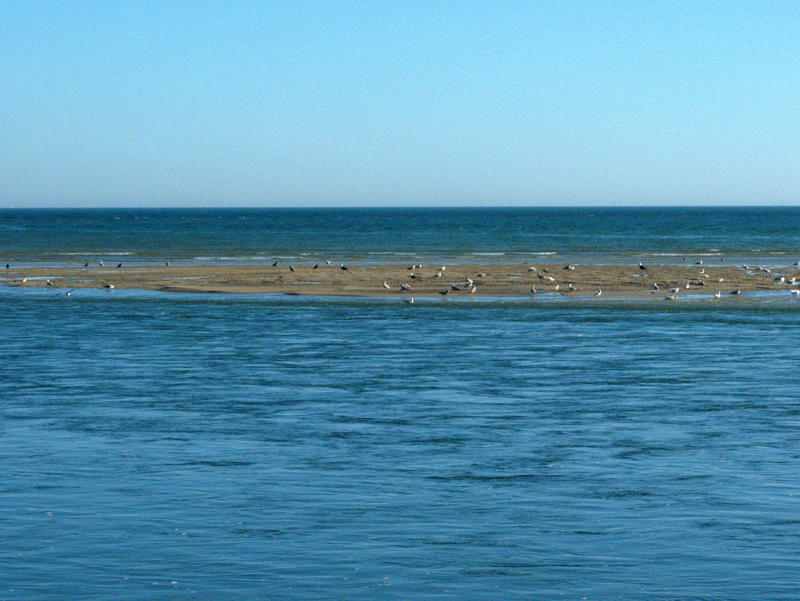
2,287 -> 799,600
3,207 -> 800,266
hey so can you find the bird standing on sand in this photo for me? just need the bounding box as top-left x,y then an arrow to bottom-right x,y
383,281 -> 391,289
289,264 -> 296,272
400,283 -> 411,291
639,262 -> 647,270
272,261 -> 278,267
530,285 -> 536,294
313,264 -> 319,269
653,282 -> 659,290
594,289 -> 602,296
731,288 -> 741,295
439,289 -> 449,295
340,264 -> 348,271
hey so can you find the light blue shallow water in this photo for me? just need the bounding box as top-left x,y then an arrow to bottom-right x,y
2,288 -> 799,600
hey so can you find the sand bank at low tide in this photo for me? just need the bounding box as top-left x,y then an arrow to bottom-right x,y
3,262 -> 799,299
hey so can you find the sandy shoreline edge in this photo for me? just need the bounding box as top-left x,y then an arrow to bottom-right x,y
2,262 -> 799,299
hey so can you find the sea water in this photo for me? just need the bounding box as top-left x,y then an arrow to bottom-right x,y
2,207 -> 800,267
2,285 -> 799,600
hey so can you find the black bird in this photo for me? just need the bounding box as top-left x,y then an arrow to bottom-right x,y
450,284 -> 461,291
272,261 -> 278,267
438,289 -> 449,295
639,262 -> 647,270
340,264 -> 348,271
313,264 -> 319,269
289,264 -> 296,272
4,264 -> 8,269
117,263 -> 122,268
83,262 -> 89,267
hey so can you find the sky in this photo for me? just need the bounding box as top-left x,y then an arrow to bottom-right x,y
1,1 -> 799,207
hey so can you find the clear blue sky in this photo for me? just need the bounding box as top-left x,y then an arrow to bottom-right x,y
2,1 -> 799,207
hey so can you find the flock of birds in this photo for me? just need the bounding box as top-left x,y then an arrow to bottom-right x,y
5,258 -> 800,301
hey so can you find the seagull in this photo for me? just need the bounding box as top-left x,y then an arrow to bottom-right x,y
46,279 -> 55,287
665,293 -> 677,301
713,291 -> 721,299
289,264 -> 296,272
553,283 -> 560,291
564,264 -> 575,271
450,284 -> 461,291
528,266 -> 537,272
340,264 -> 348,271
434,271 -> 442,278
439,289 -> 449,295
775,276 -> 785,283
568,283 -> 575,291
325,260 -> 331,265
639,262 -> 647,270
730,288 -> 741,295
404,297 -> 415,304
465,277 -> 474,286
530,285 -> 537,294
21,276 -> 27,283
65,289 -> 72,296
440,266 -> 446,271
594,289 -> 602,296
383,281 -> 391,289
791,289 -> 800,296
477,272 -> 486,278
165,261 -> 170,267
684,281 -> 691,289
313,264 -> 319,269
696,260 -> 703,265
409,273 -> 418,279
117,263 -> 122,268
99,260 -> 104,267
104,283 -> 114,289
469,285 -> 476,294
83,262 -> 89,267
400,283 -> 411,291
272,261 -> 278,267
653,282 -> 659,290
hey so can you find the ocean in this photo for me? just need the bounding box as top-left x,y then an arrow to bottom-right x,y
2,207 -> 800,267
2,208 -> 800,600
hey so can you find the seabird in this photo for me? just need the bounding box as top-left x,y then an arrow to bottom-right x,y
653,282 -> 659,290
382,281 -> 391,289
450,284 -> 460,291
665,293 -> 677,301
340,264 -> 348,271
99,260 -> 104,267
313,264 -> 319,269
469,285 -> 476,294
438,289 -> 449,295
791,289 -> 800,296
530,285 -> 537,294
400,283 -> 411,291
527,266 -> 537,272
104,283 -> 114,289
325,260 -> 331,265
289,264 -> 296,272
21,276 -> 27,283
407,265 -> 415,270
440,266 -> 446,271
696,260 -> 703,265
434,271 -> 442,278
594,289 -> 602,296
117,263 -> 122,268
730,288 -> 741,295
477,272 -> 486,278
272,261 -> 278,267
553,283 -> 560,291
568,283 -> 575,291
404,297 -> 415,304
165,261 -> 170,267
713,291 -> 721,299
4,264 -> 8,269
465,277 -> 474,286
564,264 -> 575,271
775,276 -> 785,283
46,279 -> 54,287
83,262 -> 89,267
65,289 -> 72,296
639,262 -> 647,270
410,273 -> 418,279
684,281 -> 691,289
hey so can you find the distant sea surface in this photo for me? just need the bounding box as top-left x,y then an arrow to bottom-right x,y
2,207 -> 800,266
2,208 -> 800,600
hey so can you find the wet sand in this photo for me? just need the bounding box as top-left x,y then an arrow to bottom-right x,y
2,262 -> 798,298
